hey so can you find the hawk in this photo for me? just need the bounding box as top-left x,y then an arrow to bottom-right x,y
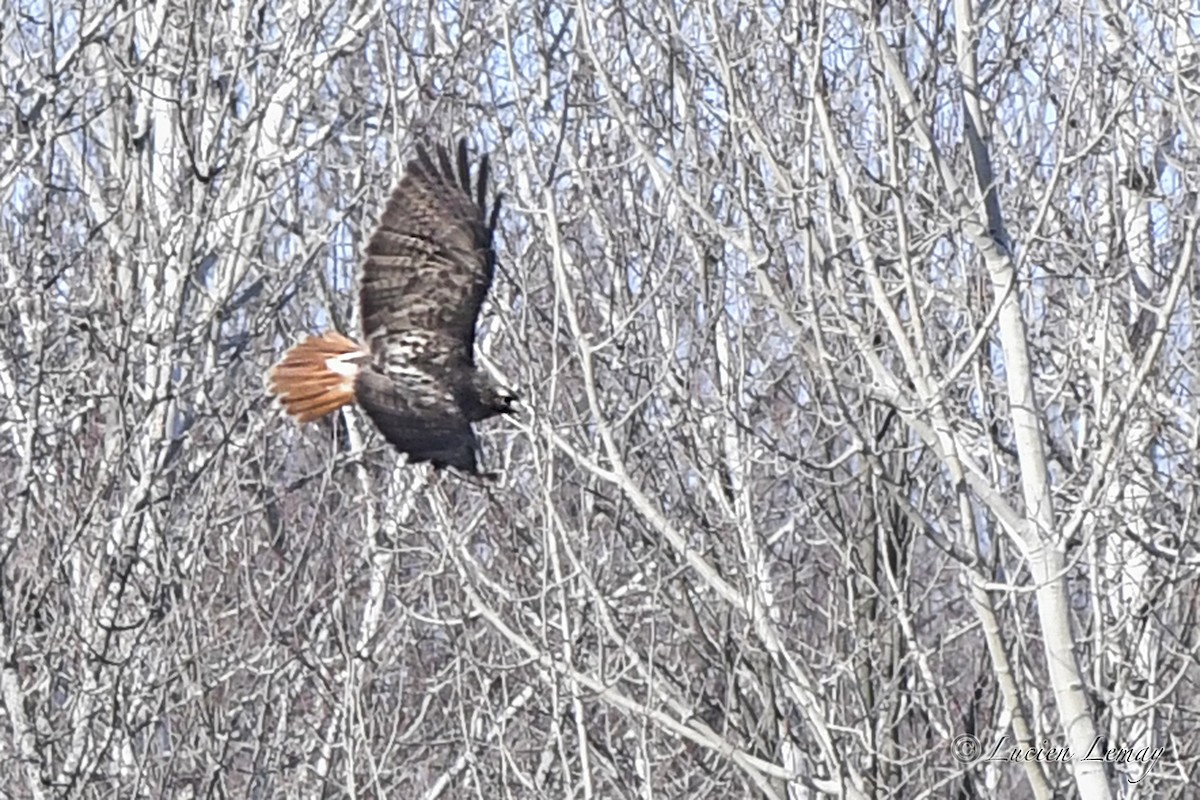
267,138 -> 516,477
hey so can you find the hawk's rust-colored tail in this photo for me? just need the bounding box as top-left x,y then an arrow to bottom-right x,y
267,331 -> 368,423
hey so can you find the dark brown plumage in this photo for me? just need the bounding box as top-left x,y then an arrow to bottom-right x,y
267,139 -> 516,477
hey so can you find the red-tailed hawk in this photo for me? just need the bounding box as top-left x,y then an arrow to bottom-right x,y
267,139 -> 516,477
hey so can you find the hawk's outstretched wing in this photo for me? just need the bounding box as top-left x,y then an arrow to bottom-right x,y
358,138 -> 502,370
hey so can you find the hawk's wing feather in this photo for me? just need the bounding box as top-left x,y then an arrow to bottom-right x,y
359,139 -> 501,370
354,368 -> 480,473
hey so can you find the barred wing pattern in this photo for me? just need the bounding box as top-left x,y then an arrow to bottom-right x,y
359,139 -> 502,369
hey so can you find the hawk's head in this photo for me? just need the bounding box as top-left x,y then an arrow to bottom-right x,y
462,371 -> 518,421
480,382 -> 519,416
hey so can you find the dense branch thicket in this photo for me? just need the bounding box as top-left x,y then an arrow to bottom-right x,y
2,0 -> 1198,797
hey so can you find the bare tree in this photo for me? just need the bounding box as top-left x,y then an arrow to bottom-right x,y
2,0 -> 1198,797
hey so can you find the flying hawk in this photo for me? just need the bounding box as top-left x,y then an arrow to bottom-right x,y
267,138 -> 516,477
